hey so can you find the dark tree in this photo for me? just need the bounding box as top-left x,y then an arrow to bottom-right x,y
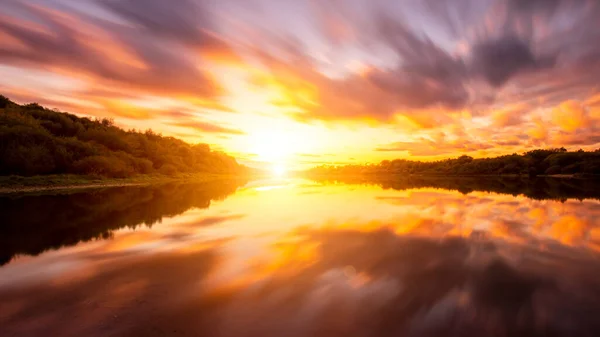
0,95 -> 248,177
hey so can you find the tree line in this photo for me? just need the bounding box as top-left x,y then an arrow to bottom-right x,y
0,95 -> 247,177
307,148 -> 600,177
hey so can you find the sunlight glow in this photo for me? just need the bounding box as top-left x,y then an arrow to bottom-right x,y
251,130 -> 294,162
272,163 -> 286,177
254,184 -> 288,191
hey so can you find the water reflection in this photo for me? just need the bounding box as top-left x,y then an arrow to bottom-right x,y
0,180 -> 246,265
1,178 -> 600,337
316,175 -> 600,201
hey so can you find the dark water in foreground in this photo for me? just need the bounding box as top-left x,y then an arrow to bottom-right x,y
2,177 -> 600,337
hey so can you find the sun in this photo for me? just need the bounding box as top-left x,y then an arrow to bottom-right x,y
244,128 -> 315,177
250,130 -> 293,162
272,163 -> 286,177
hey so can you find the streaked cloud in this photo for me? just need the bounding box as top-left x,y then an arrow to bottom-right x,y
171,120 -> 245,135
1,0 -> 600,162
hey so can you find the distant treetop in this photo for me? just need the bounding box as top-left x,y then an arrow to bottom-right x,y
308,148 -> 600,177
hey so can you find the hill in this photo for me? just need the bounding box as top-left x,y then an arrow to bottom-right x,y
0,95 -> 246,178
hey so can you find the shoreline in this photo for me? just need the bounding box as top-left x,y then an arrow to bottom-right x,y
0,174 -> 249,195
2,173 -> 597,195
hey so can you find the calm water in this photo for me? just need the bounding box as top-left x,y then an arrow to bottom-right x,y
2,177 -> 600,336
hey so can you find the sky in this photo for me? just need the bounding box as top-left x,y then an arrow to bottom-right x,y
1,0 -> 600,170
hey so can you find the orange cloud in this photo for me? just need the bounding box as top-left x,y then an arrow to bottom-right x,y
171,120 -> 245,135
100,100 -> 154,120
375,136 -> 493,157
527,117 -> 549,142
0,1 -> 225,99
551,100 -> 588,132
491,103 -> 529,128
1,0 -> 600,160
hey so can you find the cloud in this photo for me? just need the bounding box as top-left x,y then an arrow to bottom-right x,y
553,132 -> 600,147
299,153 -> 323,158
366,14 -> 469,109
101,0 -> 211,45
171,120 -> 245,135
491,103 -> 529,128
529,99 -> 600,147
1,0 -> 600,153
527,117 -> 549,142
551,100 -> 588,132
471,35 -> 554,87
238,0 -> 600,131
375,136 -> 493,157
0,1 -> 223,98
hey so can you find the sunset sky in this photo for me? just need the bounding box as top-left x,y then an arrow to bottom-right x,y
1,0 -> 600,169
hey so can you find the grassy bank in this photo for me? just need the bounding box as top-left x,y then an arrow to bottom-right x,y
0,173 -> 248,194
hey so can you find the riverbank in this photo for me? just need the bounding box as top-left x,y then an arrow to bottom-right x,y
0,173 -> 248,194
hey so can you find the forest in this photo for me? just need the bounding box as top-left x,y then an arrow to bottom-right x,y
307,149 -> 600,177
0,95 -> 246,177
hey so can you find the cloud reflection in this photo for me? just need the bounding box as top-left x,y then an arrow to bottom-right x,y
1,179 -> 600,336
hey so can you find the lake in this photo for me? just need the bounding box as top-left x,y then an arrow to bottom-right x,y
2,177 -> 600,336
